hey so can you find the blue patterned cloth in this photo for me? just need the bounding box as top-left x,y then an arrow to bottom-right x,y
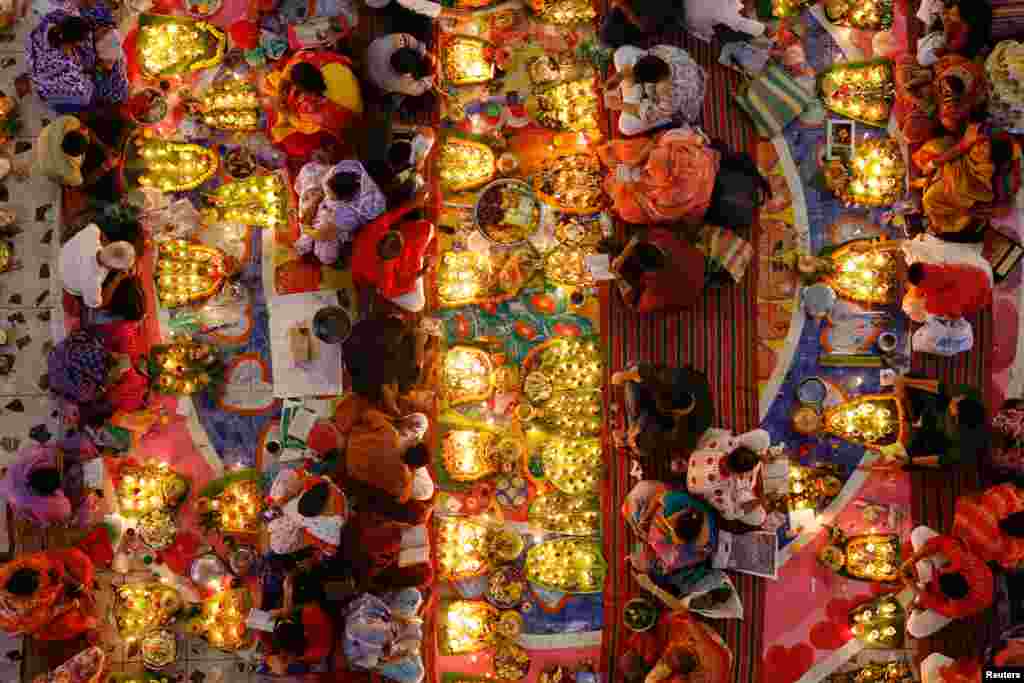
342,589 -> 425,683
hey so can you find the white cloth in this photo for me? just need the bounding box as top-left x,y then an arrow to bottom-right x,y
365,0 -> 441,17
411,466 -> 434,501
612,45 -> 706,130
908,525 -> 954,639
682,0 -> 765,42
388,276 -> 426,312
60,224 -> 109,308
367,33 -> 433,96
920,653 -> 956,683
902,235 -> 993,286
917,32 -> 947,67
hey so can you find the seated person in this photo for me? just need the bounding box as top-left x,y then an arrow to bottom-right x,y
0,538 -> 108,640
351,191 -> 435,313
679,0 -> 764,43
896,375 -> 988,469
27,6 -> 128,114
267,470 -> 347,558
606,230 -> 706,313
255,574 -> 334,675
613,362 -> 713,462
342,588 -> 426,683
0,443 -> 95,527
644,611 -> 733,683
686,429 -> 771,527
59,224 -> 135,311
265,52 -> 363,158
33,116 -> 118,188
48,329 -> 147,428
901,525 -> 993,639
295,159 -> 386,266
366,127 -> 435,203
597,127 -> 721,226
600,0 -> 686,49
604,45 -> 705,136
367,33 -> 436,98
904,261 -> 992,321
623,480 -> 717,591
334,317 -> 435,522
952,483 -> 1024,570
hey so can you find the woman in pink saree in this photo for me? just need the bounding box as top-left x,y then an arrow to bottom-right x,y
597,126 -> 720,225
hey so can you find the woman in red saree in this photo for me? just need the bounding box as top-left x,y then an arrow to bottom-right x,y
649,612 -> 732,683
0,547 -> 98,640
264,50 -> 363,157
597,127 -> 720,226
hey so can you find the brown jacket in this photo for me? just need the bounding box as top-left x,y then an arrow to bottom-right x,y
334,395 -> 413,503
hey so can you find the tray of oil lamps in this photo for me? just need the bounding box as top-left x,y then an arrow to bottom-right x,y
486,566 -> 527,608
141,629 -> 177,669
138,509 -> 177,550
533,153 -> 608,215
494,641 -> 531,680
554,213 -> 610,249
0,241 -> 12,272
544,247 -> 593,288
474,179 -> 543,246
441,34 -> 497,86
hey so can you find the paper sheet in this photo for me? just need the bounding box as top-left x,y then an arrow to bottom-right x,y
268,291 -> 345,398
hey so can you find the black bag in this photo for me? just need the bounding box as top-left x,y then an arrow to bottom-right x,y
704,141 -> 771,231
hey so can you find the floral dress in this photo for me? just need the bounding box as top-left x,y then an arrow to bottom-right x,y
294,160 -> 386,264
343,589 -> 425,683
26,4 -> 128,114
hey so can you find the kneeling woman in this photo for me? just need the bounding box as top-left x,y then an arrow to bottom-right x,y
0,541 -> 105,640
646,611 -> 733,683
27,5 -> 127,114
265,51 -> 363,157
623,480 -> 717,590
256,574 -> 334,675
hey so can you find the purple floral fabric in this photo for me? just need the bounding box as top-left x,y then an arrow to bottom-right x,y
26,5 -> 128,114
47,330 -> 110,404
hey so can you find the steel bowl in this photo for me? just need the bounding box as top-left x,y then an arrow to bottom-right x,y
189,553 -> 228,589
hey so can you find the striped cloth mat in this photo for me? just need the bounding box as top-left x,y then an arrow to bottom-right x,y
598,28 -> 765,683
908,311 -> 999,664
991,0 -> 1024,41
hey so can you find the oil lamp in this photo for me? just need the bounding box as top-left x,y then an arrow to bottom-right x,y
819,60 -> 895,127
544,247 -> 594,288
784,464 -> 843,512
116,461 -> 189,517
155,239 -> 228,308
441,35 -> 497,86
823,394 -> 906,447
824,0 -> 894,31
817,526 -> 901,582
438,138 -> 497,193
442,346 -> 495,405
851,661 -> 913,683
848,593 -> 905,649
525,538 -> 606,593
204,172 -> 291,229
441,430 -> 522,482
533,153 -> 607,214
536,78 -> 600,133
114,582 -> 183,641
150,338 -> 221,395
539,438 -> 603,496
437,250 -> 494,307
772,0 -> 814,17
191,588 -> 252,651
825,241 -> 899,305
436,517 -> 525,581
440,600 -> 513,654
528,0 -> 596,24
137,15 -> 226,79
132,138 -> 219,192
528,492 -> 600,535
212,478 -> 263,534
199,78 -> 261,131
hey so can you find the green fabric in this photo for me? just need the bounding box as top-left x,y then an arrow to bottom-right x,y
33,116 -> 84,186
733,63 -> 814,138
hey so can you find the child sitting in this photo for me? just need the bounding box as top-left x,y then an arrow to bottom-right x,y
686,428 -> 771,527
